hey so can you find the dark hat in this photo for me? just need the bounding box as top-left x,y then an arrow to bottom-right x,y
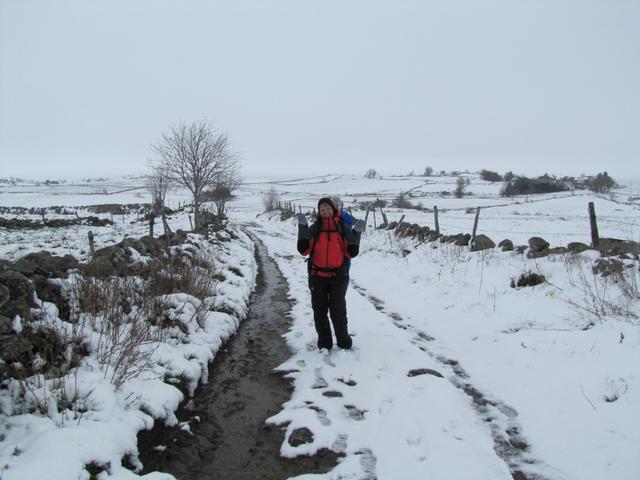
317,197 -> 337,214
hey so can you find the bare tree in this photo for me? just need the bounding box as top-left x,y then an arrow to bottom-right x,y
262,186 -> 280,212
207,167 -> 242,218
454,176 -> 470,198
365,168 -> 377,179
147,164 -> 173,235
152,120 -> 238,230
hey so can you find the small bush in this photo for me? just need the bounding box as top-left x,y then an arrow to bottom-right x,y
501,175 -> 568,196
262,187 -> 281,212
511,272 -> 546,288
358,199 -> 387,210
392,194 -> 414,209
454,176 -> 470,198
587,171 -> 616,193
479,169 -> 503,182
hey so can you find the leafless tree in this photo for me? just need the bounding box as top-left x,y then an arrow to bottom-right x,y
207,168 -> 242,218
262,186 -> 280,212
152,120 -> 239,230
147,164 -> 173,235
365,168 -> 377,179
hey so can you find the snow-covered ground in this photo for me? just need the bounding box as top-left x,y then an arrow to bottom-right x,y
242,213 -> 639,480
0,206 -> 257,479
1,173 -> 639,479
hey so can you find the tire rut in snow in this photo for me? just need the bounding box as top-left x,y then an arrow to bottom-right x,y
351,280 -> 552,480
138,232 -> 341,480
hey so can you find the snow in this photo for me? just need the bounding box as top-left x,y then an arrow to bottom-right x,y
0,210 -> 257,479
230,173 -> 640,480
2,173 -> 640,479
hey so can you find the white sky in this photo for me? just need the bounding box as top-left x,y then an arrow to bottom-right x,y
1,0 -> 639,180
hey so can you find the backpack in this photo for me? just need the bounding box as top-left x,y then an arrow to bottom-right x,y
308,215 -> 349,277
339,210 -> 353,269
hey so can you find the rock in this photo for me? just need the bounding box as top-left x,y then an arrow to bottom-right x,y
597,238 -> 640,257
515,245 -> 528,254
528,237 -> 549,252
0,285 -> 10,310
549,247 -> 568,255
139,236 -> 164,257
454,233 -> 471,246
498,239 -> 514,251
120,237 -> 146,255
471,234 -> 495,251
0,270 -> 35,320
387,221 -> 398,230
20,251 -> 78,277
0,315 -> 13,334
417,226 -> 431,241
395,222 -> 411,236
526,248 -> 549,259
288,427 -> 314,447
12,258 -> 45,276
567,242 -> 589,253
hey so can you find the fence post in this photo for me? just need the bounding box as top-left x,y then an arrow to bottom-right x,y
380,206 -> 388,225
472,206 -> 481,244
373,208 -> 377,229
588,202 -> 599,247
434,206 -> 439,234
88,231 -> 95,259
149,213 -> 155,237
364,204 -> 372,226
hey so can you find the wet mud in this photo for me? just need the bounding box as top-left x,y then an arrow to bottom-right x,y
138,231 -> 341,480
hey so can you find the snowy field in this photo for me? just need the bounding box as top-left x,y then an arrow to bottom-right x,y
1,173 -> 640,479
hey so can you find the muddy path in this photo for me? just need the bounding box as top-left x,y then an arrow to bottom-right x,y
138,231 -> 340,480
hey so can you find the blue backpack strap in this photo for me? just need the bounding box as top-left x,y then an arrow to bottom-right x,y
340,209 -> 353,227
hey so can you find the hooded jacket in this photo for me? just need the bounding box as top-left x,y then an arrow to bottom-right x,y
297,209 -> 360,277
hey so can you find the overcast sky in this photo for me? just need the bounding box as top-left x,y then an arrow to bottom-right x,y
1,0 -> 638,180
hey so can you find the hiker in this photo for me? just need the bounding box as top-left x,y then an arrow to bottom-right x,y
296,197 -> 365,350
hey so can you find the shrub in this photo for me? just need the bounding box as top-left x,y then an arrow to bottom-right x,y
479,169 -> 503,182
391,194 -> 414,209
454,176 -> 470,198
262,186 -> 280,212
364,169 -> 377,179
587,171 -> 616,193
358,199 -> 388,210
501,175 -> 568,196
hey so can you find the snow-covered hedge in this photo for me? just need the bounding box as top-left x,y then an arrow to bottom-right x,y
0,226 -> 257,480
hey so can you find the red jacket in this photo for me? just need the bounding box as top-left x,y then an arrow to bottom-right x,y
298,211 -> 359,278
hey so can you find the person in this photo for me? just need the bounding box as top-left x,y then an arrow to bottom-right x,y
296,197 -> 365,351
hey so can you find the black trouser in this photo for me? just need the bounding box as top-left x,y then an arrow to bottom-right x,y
308,274 -> 352,350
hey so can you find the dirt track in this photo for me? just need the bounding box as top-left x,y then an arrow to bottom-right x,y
138,232 -> 340,480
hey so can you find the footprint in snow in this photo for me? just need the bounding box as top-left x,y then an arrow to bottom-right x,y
344,405 -> 366,421
312,368 -> 328,389
337,377 -> 357,387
